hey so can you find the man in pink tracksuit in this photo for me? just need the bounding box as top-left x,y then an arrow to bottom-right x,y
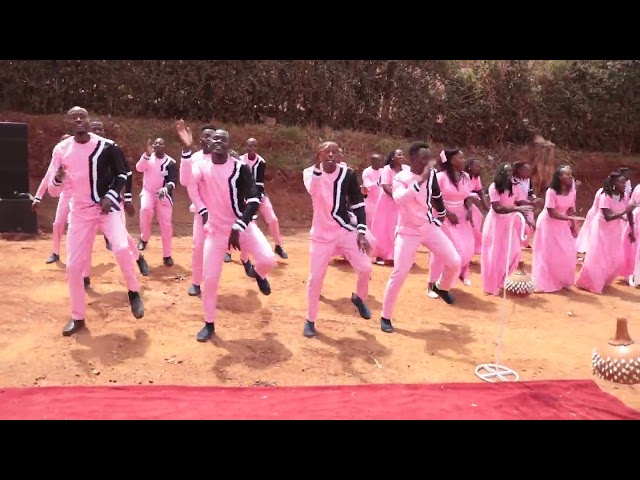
176,121 -> 277,342
235,138 -> 288,261
361,153 -> 384,229
136,138 -> 177,266
47,106 -> 144,336
179,125 -> 217,297
81,120 -> 150,286
379,141 -> 462,334
304,141 -> 372,338
32,134 -> 73,264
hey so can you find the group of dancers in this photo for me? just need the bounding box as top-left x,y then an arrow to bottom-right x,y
33,106 -> 639,342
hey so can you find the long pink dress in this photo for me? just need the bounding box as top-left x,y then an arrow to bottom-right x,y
469,175 -> 485,255
531,186 -> 577,292
370,164 -> 409,261
361,165 -> 383,230
429,171 -> 476,283
575,191 -> 628,293
576,187 -> 603,254
622,185 -> 640,278
513,177 -> 534,247
481,184 -> 525,295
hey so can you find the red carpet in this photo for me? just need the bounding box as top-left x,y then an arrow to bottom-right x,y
0,380 -> 638,420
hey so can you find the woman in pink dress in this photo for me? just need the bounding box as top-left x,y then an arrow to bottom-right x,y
531,165 -> 580,293
428,149 -> 476,292
464,157 -> 489,255
622,183 -> 640,286
370,149 -> 409,265
481,163 -> 533,296
576,187 -> 603,254
575,171 -> 636,294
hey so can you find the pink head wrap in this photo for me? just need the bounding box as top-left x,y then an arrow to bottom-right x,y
440,150 -> 448,163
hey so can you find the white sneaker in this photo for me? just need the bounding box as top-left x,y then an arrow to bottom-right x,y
630,275 -> 636,287
463,279 -> 472,287
426,288 -> 439,299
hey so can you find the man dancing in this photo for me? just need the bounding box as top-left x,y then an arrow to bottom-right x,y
85,119 -> 149,279
48,106 -> 144,336
176,121 -> 277,342
179,125 -> 216,297
227,138 -> 288,263
361,153 -> 384,229
379,142 -> 462,334
304,141 -> 372,338
136,138 -> 177,266
32,134 -> 73,264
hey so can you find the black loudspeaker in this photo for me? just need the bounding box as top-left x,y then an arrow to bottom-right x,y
0,122 -> 29,199
0,198 -> 37,234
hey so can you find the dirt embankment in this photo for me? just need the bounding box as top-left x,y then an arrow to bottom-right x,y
2,111 -> 638,232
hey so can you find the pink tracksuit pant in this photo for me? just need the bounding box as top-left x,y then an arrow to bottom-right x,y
139,190 -> 173,257
307,229 -> 372,322
52,192 -> 72,255
67,206 -> 140,320
240,195 -> 282,262
202,223 -> 276,324
381,222 -> 461,319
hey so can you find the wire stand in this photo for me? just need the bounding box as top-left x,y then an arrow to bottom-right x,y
475,212 -> 527,383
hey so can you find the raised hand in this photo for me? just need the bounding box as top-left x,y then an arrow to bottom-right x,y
145,139 -> 153,156
176,119 -> 193,150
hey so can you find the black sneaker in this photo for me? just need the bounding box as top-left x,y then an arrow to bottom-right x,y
46,253 -> 60,264
83,277 -> 91,288
224,252 -> 232,263
243,260 -> 256,278
256,275 -> 271,295
432,283 -> 455,304
188,284 -> 201,296
137,239 -> 147,251
105,235 -> 112,251
351,293 -> 371,319
275,245 -> 288,259
128,291 -> 144,319
137,256 -> 150,276
380,317 -> 393,333
163,256 -> 174,267
197,322 -> 214,342
303,320 -> 316,338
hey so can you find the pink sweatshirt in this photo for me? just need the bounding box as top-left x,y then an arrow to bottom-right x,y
180,149 -> 261,234
308,163 -> 366,242
136,152 -> 177,202
48,133 -> 128,212
392,168 -> 446,236
239,153 -> 267,195
362,165 -> 382,201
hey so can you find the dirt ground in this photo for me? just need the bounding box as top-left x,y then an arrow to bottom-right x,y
1,178 -> 639,413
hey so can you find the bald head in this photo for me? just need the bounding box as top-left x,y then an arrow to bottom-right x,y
65,106 -> 90,135
67,106 -> 88,116
246,137 -> 258,156
370,153 -> 383,170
